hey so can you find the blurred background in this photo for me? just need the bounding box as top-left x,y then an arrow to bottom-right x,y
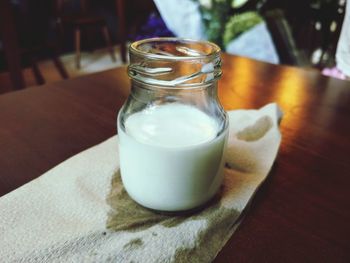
0,0 -> 347,94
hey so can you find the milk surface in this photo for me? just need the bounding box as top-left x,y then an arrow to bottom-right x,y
118,103 -> 227,211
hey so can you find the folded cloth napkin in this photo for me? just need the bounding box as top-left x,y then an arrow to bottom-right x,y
0,103 -> 282,263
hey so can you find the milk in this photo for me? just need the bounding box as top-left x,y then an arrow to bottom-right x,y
118,103 -> 227,211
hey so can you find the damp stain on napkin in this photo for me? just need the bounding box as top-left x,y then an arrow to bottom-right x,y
106,170 -> 175,232
236,115 -> 273,142
123,238 -> 144,250
106,170 -> 241,261
226,115 -> 274,173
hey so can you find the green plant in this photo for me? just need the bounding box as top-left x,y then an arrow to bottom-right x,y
195,0 -> 263,49
223,11 -> 263,46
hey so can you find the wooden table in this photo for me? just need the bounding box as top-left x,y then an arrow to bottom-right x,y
1,54 -> 349,262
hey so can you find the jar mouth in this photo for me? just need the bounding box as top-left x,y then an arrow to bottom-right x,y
128,38 -> 222,87
130,37 -> 221,61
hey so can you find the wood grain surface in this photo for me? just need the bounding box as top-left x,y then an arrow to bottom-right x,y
0,54 -> 349,262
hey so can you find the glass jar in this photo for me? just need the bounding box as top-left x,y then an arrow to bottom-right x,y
117,38 -> 228,212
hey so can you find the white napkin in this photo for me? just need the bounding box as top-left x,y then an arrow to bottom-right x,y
0,103 -> 282,262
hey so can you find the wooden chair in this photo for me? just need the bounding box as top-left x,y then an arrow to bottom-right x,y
55,0 -> 119,69
0,0 -> 68,91
0,0 -> 24,90
264,9 -> 309,66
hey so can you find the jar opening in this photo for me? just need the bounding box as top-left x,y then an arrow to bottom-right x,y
130,38 -> 221,60
128,38 -> 222,87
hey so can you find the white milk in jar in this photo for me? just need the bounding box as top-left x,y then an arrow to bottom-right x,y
118,103 -> 227,211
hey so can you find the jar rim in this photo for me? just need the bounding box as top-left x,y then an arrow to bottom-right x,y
129,37 -> 221,61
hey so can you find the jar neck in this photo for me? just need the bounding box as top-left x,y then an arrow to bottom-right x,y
128,57 -> 222,88
129,79 -> 219,106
